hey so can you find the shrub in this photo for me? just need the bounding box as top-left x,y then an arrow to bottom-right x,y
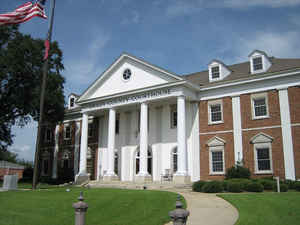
245,182 -> 264,192
227,182 -> 243,193
192,181 -> 207,192
201,181 -> 224,193
295,182 -> 300,192
225,165 -> 251,179
272,183 -> 288,192
259,179 -> 276,190
222,180 -> 229,191
284,180 -> 298,189
228,178 -> 252,191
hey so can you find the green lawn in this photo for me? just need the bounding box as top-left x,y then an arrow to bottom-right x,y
219,192 -> 300,225
0,188 -> 179,225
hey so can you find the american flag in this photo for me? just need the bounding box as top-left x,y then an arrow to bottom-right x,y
0,1 -> 47,26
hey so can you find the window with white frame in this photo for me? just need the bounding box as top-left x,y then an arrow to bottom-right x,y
251,133 -> 273,174
208,100 -> 223,124
210,146 -> 225,174
64,124 -> 71,140
170,105 -> 177,129
44,127 -> 52,142
251,93 -> 269,119
207,136 -> 226,175
211,66 -> 220,79
253,57 -> 263,71
70,97 -> 75,108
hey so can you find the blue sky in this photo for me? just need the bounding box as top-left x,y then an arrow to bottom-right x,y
2,0 -> 300,161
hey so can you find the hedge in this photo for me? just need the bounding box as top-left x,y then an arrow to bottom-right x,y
192,180 -> 207,192
201,181 -> 224,193
244,182 -> 264,192
227,182 -> 243,193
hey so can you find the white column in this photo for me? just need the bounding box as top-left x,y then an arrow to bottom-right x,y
74,121 -> 81,177
52,124 -> 60,179
175,96 -> 188,179
278,88 -> 296,180
104,108 -> 118,179
138,102 -> 150,176
79,113 -> 88,175
232,96 -> 244,165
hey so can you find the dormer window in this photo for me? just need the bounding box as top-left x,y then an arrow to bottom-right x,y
208,60 -> 231,82
70,97 -> 75,108
249,50 -> 271,74
253,57 -> 263,71
211,66 -> 220,79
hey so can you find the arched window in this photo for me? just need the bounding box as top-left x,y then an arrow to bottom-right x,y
135,148 -> 152,175
172,148 -> 178,173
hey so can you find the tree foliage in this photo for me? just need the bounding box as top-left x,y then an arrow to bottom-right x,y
0,25 -> 65,154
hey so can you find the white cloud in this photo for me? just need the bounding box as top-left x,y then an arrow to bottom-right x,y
64,30 -> 110,88
121,11 -> 140,25
224,0 -> 300,8
164,0 -> 300,17
233,31 -> 300,61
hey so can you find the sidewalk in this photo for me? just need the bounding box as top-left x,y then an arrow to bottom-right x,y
166,190 -> 238,225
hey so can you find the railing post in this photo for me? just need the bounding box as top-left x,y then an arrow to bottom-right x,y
73,191 -> 88,225
169,195 -> 189,225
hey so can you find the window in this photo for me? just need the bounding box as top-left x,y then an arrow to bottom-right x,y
70,97 -> 75,108
251,93 -> 268,119
172,148 -> 178,173
64,124 -> 71,140
170,106 -> 177,129
115,113 -> 120,134
45,128 -> 52,142
211,150 -> 224,173
209,146 -> 225,174
251,133 -> 273,174
207,136 -> 226,175
123,69 -> 132,81
88,121 -> 93,137
211,66 -> 220,79
43,159 -> 49,175
208,100 -> 223,124
253,57 -> 263,71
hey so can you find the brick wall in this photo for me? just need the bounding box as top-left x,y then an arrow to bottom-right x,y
199,97 -> 234,180
0,168 -> 24,180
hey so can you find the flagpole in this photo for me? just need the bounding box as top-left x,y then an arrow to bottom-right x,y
32,0 -> 56,190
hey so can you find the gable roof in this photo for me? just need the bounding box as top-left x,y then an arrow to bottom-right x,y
77,53 -> 183,102
184,57 -> 300,87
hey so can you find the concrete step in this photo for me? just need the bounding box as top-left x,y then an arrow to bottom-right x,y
87,181 -> 192,191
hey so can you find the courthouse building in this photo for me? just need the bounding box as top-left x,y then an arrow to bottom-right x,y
40,50 -> 300,183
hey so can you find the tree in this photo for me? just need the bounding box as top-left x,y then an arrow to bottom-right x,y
0,25 -> 65,155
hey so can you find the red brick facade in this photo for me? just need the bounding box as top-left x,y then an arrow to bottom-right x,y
199,87 -> 300,180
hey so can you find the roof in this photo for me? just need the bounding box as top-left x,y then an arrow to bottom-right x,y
183,57 -> 300,87
0,161 -> 24,169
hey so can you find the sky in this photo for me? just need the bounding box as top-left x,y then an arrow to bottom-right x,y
1,0 -> 300,161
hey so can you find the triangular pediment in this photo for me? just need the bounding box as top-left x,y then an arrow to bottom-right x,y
77,53 -> 183,102
250,132 -> 273,144
207,136 -> 226,147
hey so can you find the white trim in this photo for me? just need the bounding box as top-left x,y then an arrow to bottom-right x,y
242,125 -> 281,132
251,92 -> 269,120
200,70 -> 300,92
209,146 -> 225,175
232,96 -> 243,164
291,123 -> 300,127
254,142 -> 273,174
200,130 -> 233,135
208,99 -> 223,124
278,88 -> 296,180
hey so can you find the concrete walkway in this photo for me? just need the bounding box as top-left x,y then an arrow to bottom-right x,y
166,190 -> 238,225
